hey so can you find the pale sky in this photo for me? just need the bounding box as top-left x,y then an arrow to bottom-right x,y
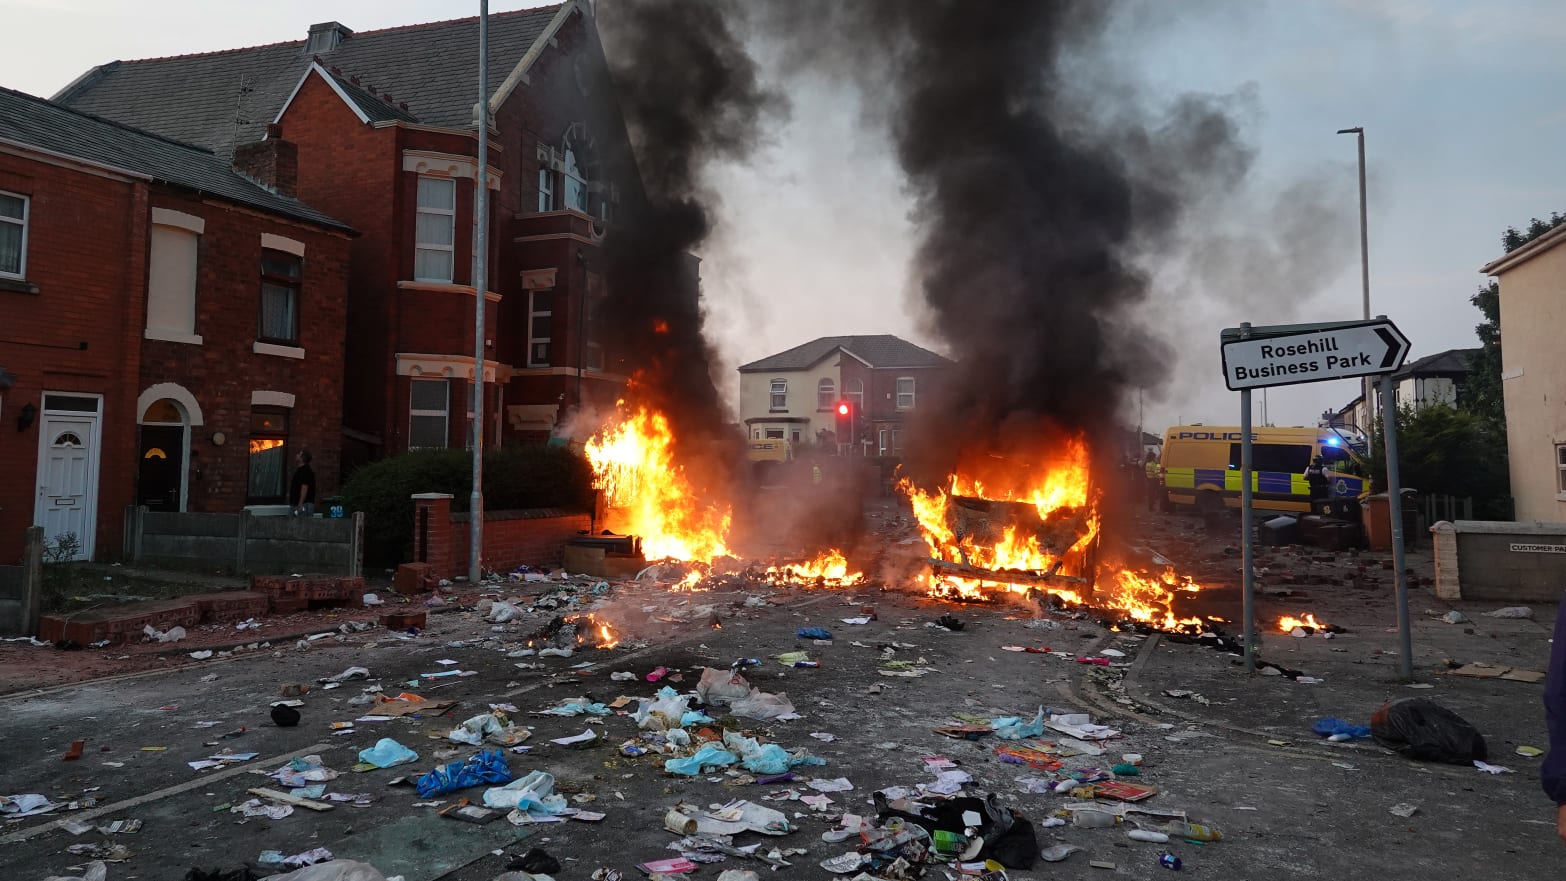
5,0 -> 1563,434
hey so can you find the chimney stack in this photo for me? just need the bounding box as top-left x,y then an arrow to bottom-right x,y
232,123 -> 298,198
305,21 -> 353,54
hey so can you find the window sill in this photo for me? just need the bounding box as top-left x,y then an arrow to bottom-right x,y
243,504 -> 292,516
145,328 -> 204,345
768,410 -> 790,414
253,341 -> 305,359
0,277 -> 40,295
398,280 -> 502,303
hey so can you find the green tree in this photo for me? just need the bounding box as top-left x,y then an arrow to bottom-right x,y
1367,404 -> 1511,518
1463,280 -> 1505,434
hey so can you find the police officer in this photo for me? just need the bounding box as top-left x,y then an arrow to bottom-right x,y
1303,455 -> 1330,501
1143,452 -> 1163,512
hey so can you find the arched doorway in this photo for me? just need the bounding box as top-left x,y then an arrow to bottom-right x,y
138,397 -> 189,511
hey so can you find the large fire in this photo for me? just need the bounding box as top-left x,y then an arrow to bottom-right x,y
764,549 -> 864,587
901,438 -> 1203,629
584,404 -> 732,563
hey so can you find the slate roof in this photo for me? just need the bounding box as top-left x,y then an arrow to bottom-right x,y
317,67 -> 420,124
56,5 -> 565,158
0,87 -> 350,231
1393,347 -> 1480,380
738,335 -> 953,373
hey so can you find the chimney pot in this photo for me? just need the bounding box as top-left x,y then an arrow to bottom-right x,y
265,122 -> 284,140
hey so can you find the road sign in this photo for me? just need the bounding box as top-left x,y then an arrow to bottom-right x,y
1219,318 -> 1410,391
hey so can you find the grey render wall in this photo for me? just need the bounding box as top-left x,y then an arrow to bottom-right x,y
1433,520 -> 1566,602
126,507 -> 362,576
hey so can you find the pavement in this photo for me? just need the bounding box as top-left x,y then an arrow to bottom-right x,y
1,504 -> 1562,880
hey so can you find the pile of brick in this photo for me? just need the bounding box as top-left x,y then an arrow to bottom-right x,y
38,575 -> 367,645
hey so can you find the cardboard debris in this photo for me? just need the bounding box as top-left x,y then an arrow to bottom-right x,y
373,692 -> 457,717
1449,663 -> 1545,683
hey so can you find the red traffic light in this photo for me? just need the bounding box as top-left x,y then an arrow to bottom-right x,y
837,402 -> 850,416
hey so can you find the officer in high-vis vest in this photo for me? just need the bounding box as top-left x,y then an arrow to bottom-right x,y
1144,452 -> 1163,512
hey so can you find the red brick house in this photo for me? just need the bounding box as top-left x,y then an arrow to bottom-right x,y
0,87 -> 351,561
737,335 -> 953,456
56,2 -> 631,468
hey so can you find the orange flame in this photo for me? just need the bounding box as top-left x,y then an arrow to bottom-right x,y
764,549 -> 865,587
584,404 -> 732,563
1278,613 -> 1326,632
1102,567 -> 1204,631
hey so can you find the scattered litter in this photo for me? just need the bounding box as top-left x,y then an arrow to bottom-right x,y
144,624 -> 186,643
806,777 -> 854,792
1517,745 -> 1544,758
1389,802 -> 1419,818
1482,606 -> 1533,619
1473,760 -> 1515,774
189,650 -> 213,660
1441,610 -> 1468,624
357,738 -> 419,769
417,749 -> 514,798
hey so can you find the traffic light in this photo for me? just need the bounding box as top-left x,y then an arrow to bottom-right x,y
835,401 -> 854,443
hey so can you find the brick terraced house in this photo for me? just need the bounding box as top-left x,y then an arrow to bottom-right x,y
0,87 -> 351,561
56,2 -> 633,469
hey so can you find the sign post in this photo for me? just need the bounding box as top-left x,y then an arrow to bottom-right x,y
1238,323 -> 1256,673
1219,317 -> 1412,676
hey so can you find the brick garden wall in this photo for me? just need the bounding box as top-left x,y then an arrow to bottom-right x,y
409,493 -> 590,580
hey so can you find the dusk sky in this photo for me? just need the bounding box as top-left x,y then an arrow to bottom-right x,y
5,0 -> 1562,433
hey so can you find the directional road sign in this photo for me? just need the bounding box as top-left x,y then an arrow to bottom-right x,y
1219,318 -> 1411,391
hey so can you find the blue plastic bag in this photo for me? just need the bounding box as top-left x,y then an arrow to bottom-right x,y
797,627 -> 833,640
664,745 -> 739,776
1312,717 -> 1372,739
994,707 -> 1045,740
416,749 -> 513,797
357,738 -> 418,769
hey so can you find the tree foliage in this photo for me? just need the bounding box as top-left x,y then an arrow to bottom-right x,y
342,445 -> 595,567
1463,280 -> 1505,434
1367,404 -> 1510,518
1501,212 -> 1566,252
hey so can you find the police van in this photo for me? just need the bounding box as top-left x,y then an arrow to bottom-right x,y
1160,425 -> 1367,515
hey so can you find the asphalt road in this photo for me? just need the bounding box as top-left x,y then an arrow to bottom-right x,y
2,512 -> 1563,880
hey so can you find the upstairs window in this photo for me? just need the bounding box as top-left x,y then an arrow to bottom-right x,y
259,249 -> 301,344
896,377 -> 916,410
817,378 -> 836,411
538,167 -> 556,212
770,379 -> 788,411
147,223 -> 200,337
563,147 -> 588,213
527,290 -> 553,367
0,190 -> 28,279
415,176 -> 456,283
409,378 -> 450,449
845,377 -> 864,410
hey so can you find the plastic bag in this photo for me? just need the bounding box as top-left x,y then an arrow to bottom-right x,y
263,862 -> 389,881
696,667 -> 752,706
1312,717 -> 1371,740
415,749 -> 513,797
993,707 -> 1044,740
636,688 -> 694,731
482,769 -> 566,813
664,745 -> 739,776
729,689 -> 795,721
42,861 -> 107,881
357,738 -> 418,769
489,602 -> 521,623
1370,698 -> 1487,764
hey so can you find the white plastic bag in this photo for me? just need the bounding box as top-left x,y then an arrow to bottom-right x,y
42,861 -> 107,881
729,689 -> 795,721
264,861 -> 390,881
696,667 -> 752,705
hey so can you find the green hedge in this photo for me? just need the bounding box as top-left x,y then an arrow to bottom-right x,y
343,445 -> 594,568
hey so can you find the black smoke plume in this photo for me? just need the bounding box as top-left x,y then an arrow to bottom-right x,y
762,1 -> 1258,487
595,0 -> 783,449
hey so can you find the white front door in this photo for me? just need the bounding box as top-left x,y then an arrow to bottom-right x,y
34,395 -> 102,560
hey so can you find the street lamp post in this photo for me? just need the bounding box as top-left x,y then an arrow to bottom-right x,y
469,1 -> 490,584
1337,126 -> 1371,447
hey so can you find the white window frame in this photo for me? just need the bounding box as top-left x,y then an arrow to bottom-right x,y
0,189 -> 29,280
538,167 -> 556,212
764,428 -> 785,440
563,147 -> 588,213
769,379 -> 788,411
816,378 -> 836,411
1557,444 -> 1566,495
844,377 -> 864,410
896,376 -> 916,410
414,176 -> 456,283
409,378 -> 450,450
527,290 -> 553,367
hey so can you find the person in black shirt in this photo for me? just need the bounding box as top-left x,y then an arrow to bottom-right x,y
290,449 -> 317,516
1303,455 -> 1329,501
